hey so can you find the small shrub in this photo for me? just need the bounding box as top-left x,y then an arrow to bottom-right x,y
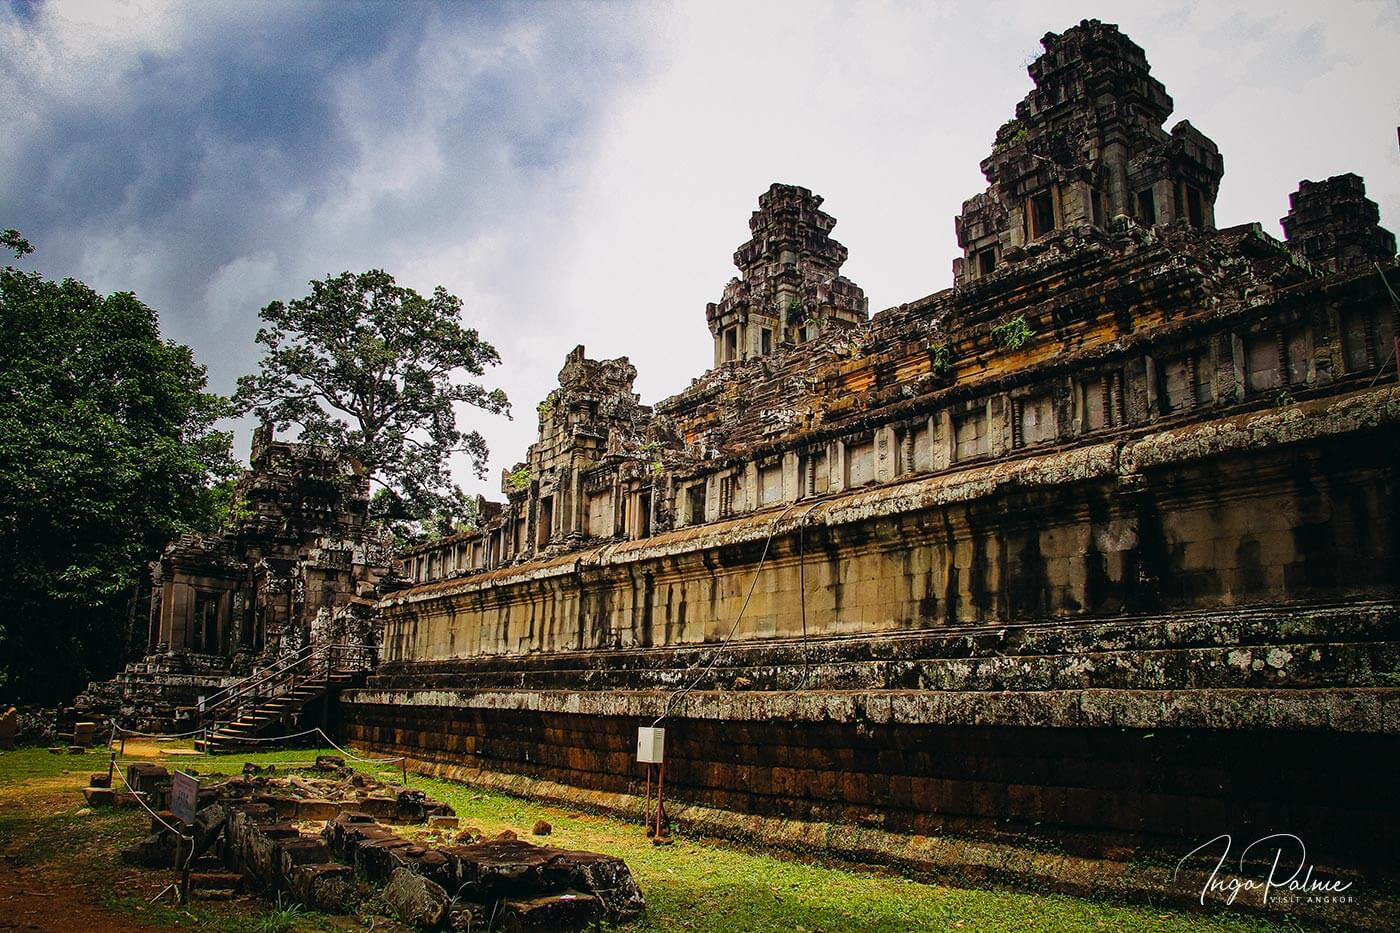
536,392 -> 557,421
927,341 -> 953,376
991,315 -> 1036,351
505,466 -> 531,492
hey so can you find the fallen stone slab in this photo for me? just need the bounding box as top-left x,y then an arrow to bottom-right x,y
287,862 -> 357,914
125,762 -> 170,796
120,828 -> 180,868
390,844 -> 454,889
440,839 -> 644,923
383,866 -> 449,929
497,891 -> 602,932
354,835 -> 417,881
295,798 -> 342,821
189,871 -> 243,892
561,849 -> 646,923
193,803 -> 228,855
278,835 -> 333,879
82,785 -> 115,806
321,811 -> 384,859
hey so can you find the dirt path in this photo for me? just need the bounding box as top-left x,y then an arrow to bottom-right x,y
0,773 -> 165,932
0,866 -> 163,932
0,762 -> 218,930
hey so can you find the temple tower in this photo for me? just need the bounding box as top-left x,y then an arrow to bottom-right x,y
1282,174 -> 1398,273
706,183 -> 867,366
954,19 -> 1224,286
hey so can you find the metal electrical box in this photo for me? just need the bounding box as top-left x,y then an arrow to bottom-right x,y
636,726 -> 665,763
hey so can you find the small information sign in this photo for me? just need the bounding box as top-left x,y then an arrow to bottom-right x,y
171,771 -> 199,825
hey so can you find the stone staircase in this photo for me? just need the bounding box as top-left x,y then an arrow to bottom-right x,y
197,644 -> 373,753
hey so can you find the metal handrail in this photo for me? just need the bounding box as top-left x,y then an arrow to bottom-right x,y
201,643 -> 317,714
200,642 -> 376,731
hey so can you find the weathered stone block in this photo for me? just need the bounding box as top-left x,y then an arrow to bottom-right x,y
383,866 -> 449,929
497,891 -> 602,932
295,798 -> 343,821
287,862 -> 358,914
82,785 -> 115,806
120,829 -> 179,868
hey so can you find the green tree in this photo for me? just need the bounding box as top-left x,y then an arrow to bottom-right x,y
0,233 -> 235,704
233,270 -> 509,539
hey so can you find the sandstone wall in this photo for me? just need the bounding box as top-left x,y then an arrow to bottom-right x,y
346,386 -> 1400,897
379,387 -> 1399,663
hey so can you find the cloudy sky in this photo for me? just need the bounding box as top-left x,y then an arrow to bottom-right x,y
4,0 -> 1398,497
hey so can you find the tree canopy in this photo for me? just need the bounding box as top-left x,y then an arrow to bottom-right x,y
0,234 -> 234,704
233,269 -> 510,539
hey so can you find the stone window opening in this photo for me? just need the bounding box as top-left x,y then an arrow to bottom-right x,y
586,488 -> 612,538
760,327 -> 773,355
800,449 -> 828,497
1161,351 -> 1212,413
1136,189 -> 1157,226
686,483 -> 706,524
718,476 -> 736,518
723,327 -> 738,362
537,495 -> 554,547
758,461 -> 784,505
1014,393 -> 1057,448
1185,185 -> 1205,228
193,591 -> 220,655
1029,191 -> 1057,239
844,435 -> 877,487
1083,374 -> 1124,431
1244,332 -> 1283,394
1342,306 -> 1397,374
1283,325 -> 1312,386
630,490 -> 652,539
977,248 -> 997,276
1176,182 -> 1205,228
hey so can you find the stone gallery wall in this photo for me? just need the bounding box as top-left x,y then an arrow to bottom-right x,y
343,19 -> 1400,917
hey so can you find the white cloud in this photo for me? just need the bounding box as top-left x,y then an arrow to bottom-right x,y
4,0 -> 1396,502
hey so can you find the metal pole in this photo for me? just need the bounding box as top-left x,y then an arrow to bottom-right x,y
177,833 -> 190,904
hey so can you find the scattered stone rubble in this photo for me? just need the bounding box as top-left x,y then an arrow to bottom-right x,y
92,757 -> 643,930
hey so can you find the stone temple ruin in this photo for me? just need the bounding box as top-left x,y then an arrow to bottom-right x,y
78,17 -> 1400,918
77,423 -> 392,731
105,757 -> 643,928
345,19 -> 1400,910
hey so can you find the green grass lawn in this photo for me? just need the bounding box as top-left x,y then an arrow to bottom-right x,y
0,743 -> 1300,932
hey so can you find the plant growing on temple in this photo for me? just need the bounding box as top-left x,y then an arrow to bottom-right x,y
0,231 -> 235,703
505,464 -> 532,493
927,341 -> 954,376
536,392 -> 558,422
991,314 -> 1036,351
234,270 -> 510,541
